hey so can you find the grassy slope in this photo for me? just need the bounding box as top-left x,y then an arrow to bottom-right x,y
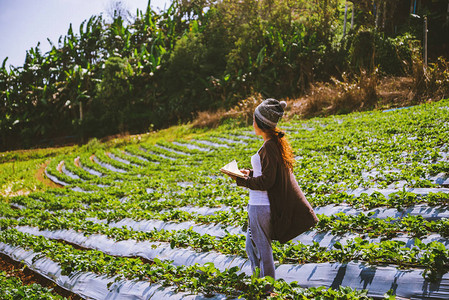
0,97 -> 445,198
0,147 -> 74,197
0,125 -> 212,197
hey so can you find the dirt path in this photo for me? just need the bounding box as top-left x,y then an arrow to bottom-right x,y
35,160 -> 63,189
0,253 -> 81,299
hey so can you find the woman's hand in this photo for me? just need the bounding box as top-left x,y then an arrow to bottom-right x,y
226,169 -> 249,181
225,169 -> 250,181
240,169 -> 250,177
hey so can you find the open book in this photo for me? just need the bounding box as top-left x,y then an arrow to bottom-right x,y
220,160 -> 247,179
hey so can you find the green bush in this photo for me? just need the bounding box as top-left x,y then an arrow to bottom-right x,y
92,56 -> 134,135
347,29 -> 416,76
1,0 -> 441,150
375,32 -> 416,75
163,31 -> 211,122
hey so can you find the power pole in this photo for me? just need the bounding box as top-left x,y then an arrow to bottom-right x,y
375,1 -> 379,29
343,0 -> 348,37
424,15 -> 428,67
351,3 -> 354,30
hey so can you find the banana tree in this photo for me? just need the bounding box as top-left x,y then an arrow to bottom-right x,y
60,64 -> 92,142
78,16 -> 106,67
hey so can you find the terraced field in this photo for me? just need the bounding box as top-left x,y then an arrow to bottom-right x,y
1,100 -> 449,299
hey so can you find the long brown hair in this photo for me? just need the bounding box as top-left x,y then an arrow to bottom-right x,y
255,117 -> 295,171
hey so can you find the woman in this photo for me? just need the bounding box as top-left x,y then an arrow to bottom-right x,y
227,98 -> 318,280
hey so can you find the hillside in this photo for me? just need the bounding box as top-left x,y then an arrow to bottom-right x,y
2,0 -> 448,151
0,99 -> 448,298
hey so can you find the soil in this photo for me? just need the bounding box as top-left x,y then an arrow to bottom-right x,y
0,253 -> 81,299
35,160 -> 63,189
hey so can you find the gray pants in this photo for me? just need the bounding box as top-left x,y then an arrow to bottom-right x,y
246,205 -> 275,279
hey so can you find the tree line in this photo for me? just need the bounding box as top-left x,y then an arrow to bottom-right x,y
1,0 -> 447,151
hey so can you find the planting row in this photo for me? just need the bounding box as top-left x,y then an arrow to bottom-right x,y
0,271 -> 65,300
25,99 -> 448,299
44,149 -> 449,213
4,200 -> 449,280
0,229 -> 374,299
6,192 -> 449,242
2,222 -> 449,299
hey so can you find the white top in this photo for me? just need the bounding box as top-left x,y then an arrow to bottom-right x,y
248,148 -> 270,206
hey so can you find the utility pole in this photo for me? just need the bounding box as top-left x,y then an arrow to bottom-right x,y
351,3 -> 354,29
343,0 -> 348,37
375,1 -> 379,29
411,13 -> 428,68
424,15 -> 428,67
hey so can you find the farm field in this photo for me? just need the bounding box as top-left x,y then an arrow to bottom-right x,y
1,99 -> 449,299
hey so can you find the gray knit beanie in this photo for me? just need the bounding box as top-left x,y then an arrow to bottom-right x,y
254,98 -> 287,128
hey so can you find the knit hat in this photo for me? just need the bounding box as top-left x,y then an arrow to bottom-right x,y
254,98 -> 287,128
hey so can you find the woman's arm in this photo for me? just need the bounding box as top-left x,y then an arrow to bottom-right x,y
235,142 -> 277,190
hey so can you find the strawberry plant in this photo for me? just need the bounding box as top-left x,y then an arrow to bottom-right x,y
1,98 -> 449,298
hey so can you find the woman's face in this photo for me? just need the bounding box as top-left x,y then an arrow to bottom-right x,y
253,117 -> 262,136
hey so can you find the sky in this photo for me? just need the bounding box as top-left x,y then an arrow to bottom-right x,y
0,0 -> 171,68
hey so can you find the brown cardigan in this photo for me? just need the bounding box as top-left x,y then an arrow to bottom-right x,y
236,139 -> 318,243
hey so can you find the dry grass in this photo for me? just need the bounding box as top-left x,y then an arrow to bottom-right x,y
191,93 -> 264,128
288,70 -> 378,118
288,75 -> 421,119
415,57 -> 449,102
190,108 -> 230,128
376,76 -> 414,107
191,66 -> 448,128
